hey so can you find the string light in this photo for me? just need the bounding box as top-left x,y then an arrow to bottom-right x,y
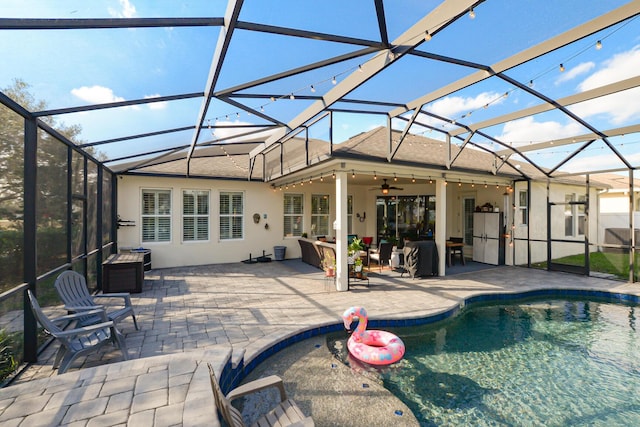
412,175 -> 416,183
352,170 -> 356,178
394,173 -> 397,182
205,17 -> 622,130
373,172 -> 377,180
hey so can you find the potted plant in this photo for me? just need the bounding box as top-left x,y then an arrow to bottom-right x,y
354,257 -> 363,272
354,258 -> 367,279
348,238 -> 364,257
322,253 -> 336,277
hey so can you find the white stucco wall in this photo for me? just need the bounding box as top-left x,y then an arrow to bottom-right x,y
117,175 -> 379,269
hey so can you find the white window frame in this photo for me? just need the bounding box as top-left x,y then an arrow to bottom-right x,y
565,193 -> 575,237
219,191 -> 243,241
284,193 -> 304,237
141,189 -> 172,243
518,190 -> 528,226
577,194 -> 586,236
183,189 -> 209,242
311,194 -> 330,237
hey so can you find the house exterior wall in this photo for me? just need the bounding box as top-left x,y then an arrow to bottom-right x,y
597,192 -> 640,246
117,175 -> 376,269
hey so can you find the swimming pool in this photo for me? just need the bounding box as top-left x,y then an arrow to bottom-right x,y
328,298 -> 640,426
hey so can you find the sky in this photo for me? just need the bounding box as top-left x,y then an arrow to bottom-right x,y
1,0 -> 639,173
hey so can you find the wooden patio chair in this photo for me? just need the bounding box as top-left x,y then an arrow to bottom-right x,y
207,363 -> 314,427
54,270 -> 139,330
27,289 -> 129,374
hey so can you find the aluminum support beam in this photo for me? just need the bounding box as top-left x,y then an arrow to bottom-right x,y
250,0 -> 479,159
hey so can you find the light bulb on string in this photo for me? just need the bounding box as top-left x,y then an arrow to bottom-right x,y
596,40 -> 602,50
331,76 -> 337,85
310,85 -> 316,93
559,63 -> 565,72
424,31 -> 432,41
469,8 -> 475,19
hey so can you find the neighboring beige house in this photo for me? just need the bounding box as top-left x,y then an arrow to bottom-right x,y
115,127 -> 606,278
593,173 -> 640,248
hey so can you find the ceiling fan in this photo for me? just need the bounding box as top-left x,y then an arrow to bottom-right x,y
370,178 -> 403,194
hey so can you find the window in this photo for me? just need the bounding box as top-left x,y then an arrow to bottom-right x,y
347,195 -> 353,234
518,190 -> 528,226
565,194 -> 575,237
311,194 -> 330,237
142,189 -> 171,242
577,195 -> 586,235
284,194 -> 303,237
219,192 -> 243,240
183,190 -> 209,241
463,197 -> 475,245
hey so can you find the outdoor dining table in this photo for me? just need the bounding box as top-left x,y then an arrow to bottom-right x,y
446,241 -> 465,267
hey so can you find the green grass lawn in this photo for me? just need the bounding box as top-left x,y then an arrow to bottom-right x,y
531,251 -> 639,280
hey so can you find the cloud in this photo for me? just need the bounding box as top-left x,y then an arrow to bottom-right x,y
209,120 -> 277,142
108,0 -> 137,18
144,94 -> 168,110
71,85 -> 125,104
555,61 -> 595,85
578,45 -> 640,91
494,116 -> 583,144
559,150 -> 640,173
569,46 -> 640,124
410,91 -> 506,131
428,91 -> 504,119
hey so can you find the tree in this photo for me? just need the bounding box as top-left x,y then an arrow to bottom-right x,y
0,79 -> 85,225
0,79 -> 88,289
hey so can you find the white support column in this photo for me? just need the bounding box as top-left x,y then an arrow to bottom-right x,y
435,178 -> 447,276
335,171 -> 349,291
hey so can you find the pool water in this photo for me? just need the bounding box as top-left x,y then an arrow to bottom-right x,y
328,299 -> 640,426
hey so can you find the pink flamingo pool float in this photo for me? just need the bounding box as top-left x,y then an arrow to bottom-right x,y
342,306 -> 405,365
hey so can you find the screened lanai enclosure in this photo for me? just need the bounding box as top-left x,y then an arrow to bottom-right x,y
1,0 -> 640,381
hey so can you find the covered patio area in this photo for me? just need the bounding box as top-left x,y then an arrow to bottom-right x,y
3,261 -> 639,425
